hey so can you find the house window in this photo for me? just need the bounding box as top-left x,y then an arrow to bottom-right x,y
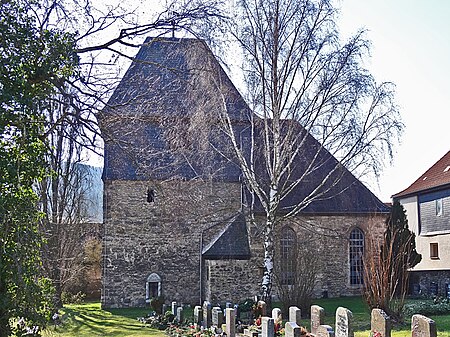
436,198 -> 443,216
146,273 -> 161,301
349,228 -> 364,285
430,243 -> 439,259
280,226 -> 296,286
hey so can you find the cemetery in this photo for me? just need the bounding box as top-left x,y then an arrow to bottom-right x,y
133,298 -> 441,337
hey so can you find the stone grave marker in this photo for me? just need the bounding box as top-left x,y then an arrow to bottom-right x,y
203,301 -> 212,328
272,308 -> 282,321
234,304 -> 240,320
194,306 -> 203,325
335,307 -> 353,337
162,304 -> 168,314
289,306 -> 301,326
311,305 -> 325,336
411,314 -> 437,337
371,308 -> 391,337
262,317 -> 275,337
212,306 -> 224,326
226,308 -> 236,337
171,301 -> 177,315
177,307 -> 183,323
317,325 -> 335,337
285,322 -> 301,337
258,300 -> 267,316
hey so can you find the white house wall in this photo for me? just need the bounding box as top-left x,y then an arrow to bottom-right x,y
399,196 -> 419,234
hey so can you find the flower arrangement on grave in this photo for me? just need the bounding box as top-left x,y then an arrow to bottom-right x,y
274,315 -> 284,337
369,330 -> 382,337
138,310 -> 175,330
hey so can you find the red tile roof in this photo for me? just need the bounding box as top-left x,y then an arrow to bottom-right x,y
393,151 -> 450,198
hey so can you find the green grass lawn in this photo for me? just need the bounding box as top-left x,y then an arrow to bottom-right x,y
43,298 -> 450,337
42,302 -> 165,337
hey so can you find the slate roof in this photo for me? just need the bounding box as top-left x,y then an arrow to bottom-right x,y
202,213 -> 251,260
101,37 -> 249,182
393,151 -> 450,199
103,37 -> 249,121
100,36 -> 389,215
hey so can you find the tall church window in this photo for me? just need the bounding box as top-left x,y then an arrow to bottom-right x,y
349,228 -> 364,285
146,273 -> 161,302
280,226 -> 296,286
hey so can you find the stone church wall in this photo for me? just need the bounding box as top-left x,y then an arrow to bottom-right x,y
204,213 -> 387,304
102,179 -> 387,308
102,179 -> 241,308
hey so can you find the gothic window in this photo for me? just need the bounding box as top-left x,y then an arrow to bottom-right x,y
146,273 -> 161,301
349,227 -> 364,285
280,226 -> 296,286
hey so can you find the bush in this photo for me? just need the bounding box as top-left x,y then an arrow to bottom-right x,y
61,291 -> 86,304
403,298 -> 450,318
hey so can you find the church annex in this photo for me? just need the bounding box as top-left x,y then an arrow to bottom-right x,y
99,37 -> 389,308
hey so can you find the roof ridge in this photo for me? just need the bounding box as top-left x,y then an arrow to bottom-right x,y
393,150 -> 450,198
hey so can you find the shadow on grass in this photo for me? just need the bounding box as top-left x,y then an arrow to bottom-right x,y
47,303 -> 165,337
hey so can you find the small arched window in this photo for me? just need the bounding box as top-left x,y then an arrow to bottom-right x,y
349,228 -> 364,285
280,226 -> 296,286
146,273 -> 161,301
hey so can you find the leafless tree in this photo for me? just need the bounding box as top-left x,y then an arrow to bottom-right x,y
18,0 -> 226,306
363,201 -> 421,322
273,229 -> 323,315
37,93 -> 102,306
207,0 -> 403,302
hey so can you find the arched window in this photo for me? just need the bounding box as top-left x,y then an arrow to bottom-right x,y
146,273 -> 161,302
280,227 -> 296,286
349,228 -> 364,285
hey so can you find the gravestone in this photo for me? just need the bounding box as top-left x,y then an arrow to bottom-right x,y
289,306 -> 301,326
272,308 -> 282,321
234,304 -> 240,320
212,306 -> 224,326
262,317 -> 275,337
203,301 -> 212,328
411,314 -> 437,337
258,300 -> 267,316
317,325 -> 335,337
171,301 -> 177,315
162,304 -> 168,314
371,309 -> 391,337
285,322 -> 301,337
194,306 -> 203,325
226,308 -> 236,337
335,307 -> 353,337
311,305 -> 325,336
177,307 -> 183,323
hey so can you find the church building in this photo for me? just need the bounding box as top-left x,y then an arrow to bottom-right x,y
99,37 -> 389,308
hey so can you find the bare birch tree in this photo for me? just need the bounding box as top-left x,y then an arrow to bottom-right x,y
211,0 -> 403,302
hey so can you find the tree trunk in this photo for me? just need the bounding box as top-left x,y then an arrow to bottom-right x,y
261,212 -> 275,305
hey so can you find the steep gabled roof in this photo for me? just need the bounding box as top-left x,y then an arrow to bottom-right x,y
100,36 -> 389,215
202,213 -> 251,260
393,151 -> 450,199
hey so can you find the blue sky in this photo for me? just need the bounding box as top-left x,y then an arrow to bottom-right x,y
89,0 -> 450,203
338,0 -> 450,201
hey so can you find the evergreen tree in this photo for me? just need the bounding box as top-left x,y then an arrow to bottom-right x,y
0,1 -> 77,335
